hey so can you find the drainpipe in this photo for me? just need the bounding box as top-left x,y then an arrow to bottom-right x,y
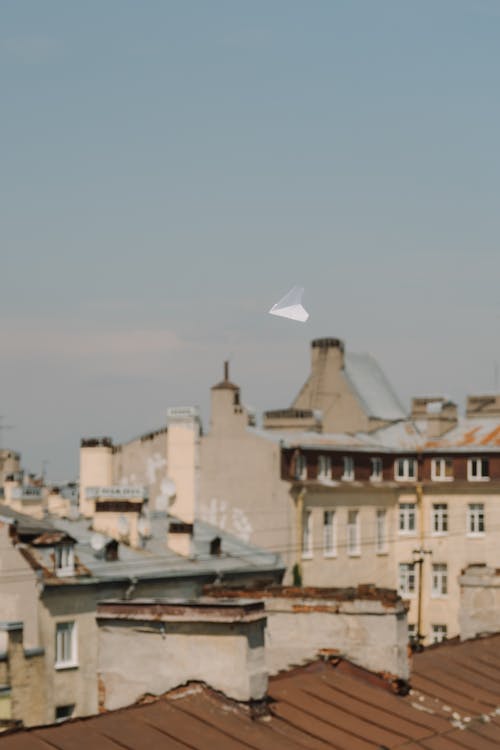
414,476 -> 431,649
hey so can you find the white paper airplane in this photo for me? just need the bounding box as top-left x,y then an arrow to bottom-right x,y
269,286 -> 309,322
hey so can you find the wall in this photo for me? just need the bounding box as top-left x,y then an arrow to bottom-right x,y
459,566 -> 500,640
98,614 -> 267,710
111,429 -> 168,511
1,625 -> 46,727
0,524 -> 40,649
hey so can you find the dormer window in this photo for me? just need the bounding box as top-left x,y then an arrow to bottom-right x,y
395,458 -> 417,481
431,458 -> 453,481
342,457 -> 354,481
468,457 -> 489,481
370,457 -> 383,482
294,454 -> 307,480
55,543 -> 75,577
317,455 -> 331,480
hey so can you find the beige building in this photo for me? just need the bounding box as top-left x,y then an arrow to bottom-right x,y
75,336 -> 500,647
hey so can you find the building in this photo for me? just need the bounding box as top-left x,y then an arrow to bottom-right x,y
77,337 -> 500,646
0,499 -> 283,727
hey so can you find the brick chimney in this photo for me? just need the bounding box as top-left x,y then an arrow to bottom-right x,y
466,394 -> 500,418
411,397 -> 458,438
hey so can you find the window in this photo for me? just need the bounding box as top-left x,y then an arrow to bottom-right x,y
395,458 -> 417,481
323,511 -> 336,557
468,458 -> 489,481
399,503 -> 416,534
302,510 -> 313,559
295,454 -> 307,480
376,509 -> 387,553
431,503 -> 448,534
318,455 -> 332,480
431,624 -> 447,644
467,503 -> 485,535
342,457 -> 354,481
55,705 -> 75,723
370,457 -> 383,482
347,510 -> 360,555
398,563 -> 416,596
408,624 -> 417,643
55,622 -> 77,669
431,458 -> 453,481
432,563 -> 448,597
55,544 -> 74,577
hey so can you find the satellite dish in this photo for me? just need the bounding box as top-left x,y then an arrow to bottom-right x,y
90,533 -> 107,556
117,515 -> 129,537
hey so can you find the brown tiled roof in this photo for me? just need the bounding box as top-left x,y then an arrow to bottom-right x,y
3,638 -> 500,749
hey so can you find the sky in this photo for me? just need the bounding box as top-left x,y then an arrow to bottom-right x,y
2,0 -> 500,479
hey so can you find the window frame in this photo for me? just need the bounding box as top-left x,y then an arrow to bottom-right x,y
376,509 -> 387,554
431,457 -> 453,482
347,509 -> 360,556
295,454 -> 307,480
467,457 -> 490,482
398,562 -> 416,597
302,509 -> 313,559
431,624 -> 448,644
342,456 -> 354,482
55,621 -> 78,670
467,502 -> 485,536
323,510 -> 336,557
317,454 -> 332,481
394,458 -> 417,481
431,503 -> 448,535
398,502 -> 417,535
431,563 -> 448,598
55,543 -> 75,578
370,457 -> 383,482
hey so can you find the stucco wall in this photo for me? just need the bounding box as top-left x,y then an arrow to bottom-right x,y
0,524 -> 40,649
98,618 -> 267,710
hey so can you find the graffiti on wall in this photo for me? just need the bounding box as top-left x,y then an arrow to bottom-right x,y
200,497 -> 253,543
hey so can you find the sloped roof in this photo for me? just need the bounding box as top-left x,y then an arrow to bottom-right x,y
344,352 -> 407,422
5,637 -> 500,749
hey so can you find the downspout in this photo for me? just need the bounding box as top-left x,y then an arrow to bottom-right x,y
295,487 -> 306,585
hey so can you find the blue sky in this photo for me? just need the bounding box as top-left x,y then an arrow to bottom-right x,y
2,0 -> 500,477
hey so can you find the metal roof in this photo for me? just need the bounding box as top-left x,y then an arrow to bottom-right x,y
344,352 -> 408,422
4,636 -> 500,748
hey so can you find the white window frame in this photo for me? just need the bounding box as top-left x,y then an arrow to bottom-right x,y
342,456 -> 354,481
317,455 -> 332,481
394,458 -> 417,481
302,510 -> 313,559
467,503 -> 485,536
431,563 -> 448,598
431,624 -> 447,644
431,503 -> 448,535
398,503 -> 416,535
55,621 -> 78,670
376,509 -> 387,553
55,543 -> 75,578
323,510 -> 336,557
370,457 -> 383,482
467,457 -> 489,482
347,510 -> 360,555
295,454 -> 307,480
431,458 -> 453,482
398,563 -> 416,597
408,623 -> 417,643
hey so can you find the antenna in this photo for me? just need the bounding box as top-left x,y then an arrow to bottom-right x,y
0,416 -> 14,452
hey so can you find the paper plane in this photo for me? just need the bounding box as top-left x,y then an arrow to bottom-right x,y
269,286 -> 309,322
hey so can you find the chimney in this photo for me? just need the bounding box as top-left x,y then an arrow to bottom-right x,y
79,438 -> 114,518
97,598 -> 267,710
209,363 -> 247,435
88,486 -> 146,548
466,394 -> 500,418
311,337 -> 345,371
166,407 -> 201,556
411,397 -> 458,438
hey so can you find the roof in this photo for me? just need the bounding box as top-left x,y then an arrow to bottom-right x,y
5,636 -> 500,749
344,352 -> 408,422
